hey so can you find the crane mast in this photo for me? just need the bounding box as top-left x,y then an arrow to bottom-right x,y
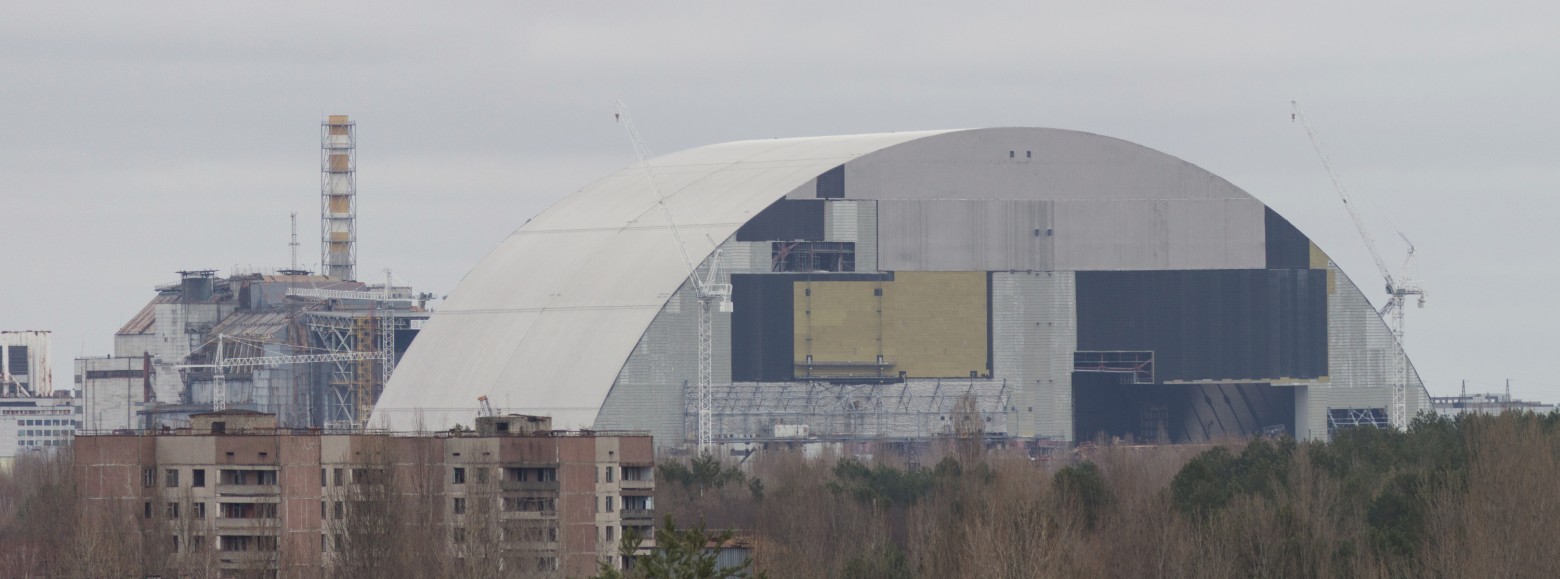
615,102 -> 731,451
1291,101 -> 1427,428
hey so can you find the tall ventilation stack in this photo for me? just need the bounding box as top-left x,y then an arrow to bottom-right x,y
321,115 -> 356,281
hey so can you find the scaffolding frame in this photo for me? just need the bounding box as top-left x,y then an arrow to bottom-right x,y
694,379 -> 1011,442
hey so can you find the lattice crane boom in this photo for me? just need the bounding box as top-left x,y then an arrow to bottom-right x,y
1291,100 -> 1427,429
170,334 -> 389,412
615,102 -> 730,451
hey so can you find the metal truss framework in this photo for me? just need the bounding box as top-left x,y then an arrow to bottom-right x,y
307,313 -> 411,430
1073,350 -> 1155,384
1326,407 -> 1390,436
693,379 -> 1012,442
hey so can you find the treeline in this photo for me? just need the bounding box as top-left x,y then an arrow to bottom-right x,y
4,412 -> 1558,577
658,411 -> 1560,578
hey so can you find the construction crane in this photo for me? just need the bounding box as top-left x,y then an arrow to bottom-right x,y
287,269 -> 412,428
170,334 -> 384,412
615,101 -> 732,450
1291,100 -> 1428,428
477,395 -> 496,417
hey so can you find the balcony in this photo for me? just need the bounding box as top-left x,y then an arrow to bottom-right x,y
215,484 -> 279,497
217,551 -> 278,565
213,518 -> 279,530
621,508 -> 654,521
500,480 -> 560,492
619,479 -> 654,491
501,509 -> 559,520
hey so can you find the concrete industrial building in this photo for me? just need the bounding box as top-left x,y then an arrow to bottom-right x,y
73,412 -> 654,577
77,115 -> 436,433
374,127 -> 1431,446
78,270 -> 429,432
1,331 -> 80,468
2,330 -> 53,397
1,395 -> 81,469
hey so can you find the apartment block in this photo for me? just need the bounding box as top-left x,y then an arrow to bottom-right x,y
73,411 -> 655,578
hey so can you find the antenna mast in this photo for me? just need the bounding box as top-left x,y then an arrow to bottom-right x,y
289,212 -> 300,271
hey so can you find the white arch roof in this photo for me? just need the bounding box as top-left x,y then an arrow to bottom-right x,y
373,129 -> 951,430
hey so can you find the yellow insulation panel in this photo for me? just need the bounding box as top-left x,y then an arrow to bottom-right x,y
1310,242 -> 1336,293
795,271 -> 988,379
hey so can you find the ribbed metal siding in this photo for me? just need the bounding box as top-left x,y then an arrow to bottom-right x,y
595,279 -> 698,447
1291,264 -> 1429,440
991,271 -> 1076,440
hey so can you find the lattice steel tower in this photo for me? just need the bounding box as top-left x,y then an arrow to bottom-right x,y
321,115 -> 357,281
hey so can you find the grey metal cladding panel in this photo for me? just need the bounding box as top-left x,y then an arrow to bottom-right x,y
1053,199 -> 1265,271
824,200 -> 859,242
1295,264 -> 1428,440
857,200 -> 878,272
596,280 -> 698,447
843,128 -> 1252,203
879,200 -> 1053,271
990,271 -> 1075,440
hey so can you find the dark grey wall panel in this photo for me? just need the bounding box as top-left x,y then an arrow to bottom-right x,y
1265,207 -> 1312,269
1071,376 -> 1295,443
816,165 -> 845,199
735,200 -> 825,242
731,275 -> 794,382
1075,269 -> 1328,382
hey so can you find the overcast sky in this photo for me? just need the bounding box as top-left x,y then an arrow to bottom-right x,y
4,2 -> 1556,402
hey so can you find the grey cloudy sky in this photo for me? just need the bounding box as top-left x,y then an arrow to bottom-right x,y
3,2 -> 1556,401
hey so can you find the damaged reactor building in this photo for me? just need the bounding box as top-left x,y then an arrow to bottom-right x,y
374,127 -> 1429,448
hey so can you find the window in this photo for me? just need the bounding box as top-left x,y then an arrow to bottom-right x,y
192,469 -> 205,487
333,468 -> 343,486
333,501 -> 344,519
476,467 -> 489,484
606,525 -> 614,541
321,468 -> 327,487
453,527 -> 466,544
193,502 -> 205,519
453,467 -> 466,484
170,535 -> 179,553
606,496 -> 615,513
166,469 -> 179,487
191,535 -> 204,551
143,468 -> 156,488
166,502 -> 180,518
143,502 -> 152,519
606,467 -> 615,483
453,498 -> 466,515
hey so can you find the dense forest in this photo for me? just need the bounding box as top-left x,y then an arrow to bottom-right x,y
3,411 -> 1558,577
659,411 -> 1560,578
